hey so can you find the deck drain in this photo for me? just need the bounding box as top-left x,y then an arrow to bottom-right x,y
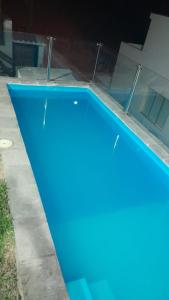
0,139 -> 13,149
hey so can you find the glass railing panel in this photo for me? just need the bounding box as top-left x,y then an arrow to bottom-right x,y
94,45 -> 117,88
49,37 -> 74,82
94,48 -> 138,108
51,38 -> 98,82
128,66 -> 169,148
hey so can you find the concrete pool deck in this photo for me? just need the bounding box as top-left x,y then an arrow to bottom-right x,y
0,76 -> 169,300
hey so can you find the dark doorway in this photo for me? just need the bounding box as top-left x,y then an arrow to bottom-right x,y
13,42 -> 38,66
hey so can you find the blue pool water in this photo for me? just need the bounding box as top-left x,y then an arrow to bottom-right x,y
9,84 -> 169,300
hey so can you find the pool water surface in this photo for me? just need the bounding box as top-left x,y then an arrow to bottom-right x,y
9,84 -> 169,300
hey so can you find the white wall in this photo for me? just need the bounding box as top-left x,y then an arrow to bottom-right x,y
0,19 -> 13,72
0,19 -> 13,58
119,13 -> 169,81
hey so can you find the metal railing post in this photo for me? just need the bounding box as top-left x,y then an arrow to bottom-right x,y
91,42 -> 103,82
47,37 -> 53,81
125,64 -> 142,113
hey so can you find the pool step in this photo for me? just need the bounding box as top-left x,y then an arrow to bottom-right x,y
66,278 -> 93,300
66,278 -> 116,300
89,280 -> 116,300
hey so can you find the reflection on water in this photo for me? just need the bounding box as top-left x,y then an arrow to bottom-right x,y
113,134 -> 120,150
43,98 -> 48,128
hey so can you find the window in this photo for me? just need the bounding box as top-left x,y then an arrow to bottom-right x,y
142,89 -> 169,129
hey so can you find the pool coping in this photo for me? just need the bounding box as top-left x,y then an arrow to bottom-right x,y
0,76 -> 169,300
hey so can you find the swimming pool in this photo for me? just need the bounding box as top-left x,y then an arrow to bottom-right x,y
9,84 -> 169,300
